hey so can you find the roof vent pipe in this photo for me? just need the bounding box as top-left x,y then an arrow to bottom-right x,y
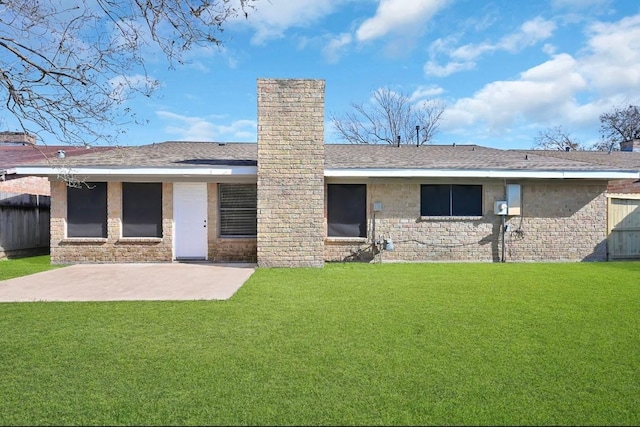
565,146 -> 570,152
397,135 -> 401,147
416,125 -> 420,147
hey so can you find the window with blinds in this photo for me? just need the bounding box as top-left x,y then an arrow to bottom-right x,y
219,183 -> 257,237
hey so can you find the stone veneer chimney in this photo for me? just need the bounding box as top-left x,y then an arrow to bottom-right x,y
620,139 -> 640,152
256,79 -> 325,267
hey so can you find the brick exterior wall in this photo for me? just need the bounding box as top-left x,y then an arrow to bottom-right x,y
44,77 -> 615,265
506,182 -> 608,261
324,180 -> 608,263
256,79 -> 325,267
607,179 -> 640,194
50,180 -> 258,264
50,181 -> 173,263
0,175 -> 50,195
0,132 -> 36,145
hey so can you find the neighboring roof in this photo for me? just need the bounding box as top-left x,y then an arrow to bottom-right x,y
18,142 -> 258,168
0,145 -> 114,172
14,141 -> 640,180
520,149 -> 640,170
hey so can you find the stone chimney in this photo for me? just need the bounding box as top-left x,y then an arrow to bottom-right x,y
256,79 -> 325,267
620,139 -> 640,152
0,131 -> 36,145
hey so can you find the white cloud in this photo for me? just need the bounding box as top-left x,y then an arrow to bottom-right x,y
355,0 -> 450,42
580,14 -> 640,96
441,12 -> 640,143
424,60 -> 475,77
410,85 -> 445,102
109,74 -> 159,103
426,17 -> 556,77
156,111 -> 256,141
179,45 -> 241,72
498,17 -> 557,52
443,54 -> 587,132
237,0 -> 345,44
551,0 -> 611,10
322,33 -> 353,63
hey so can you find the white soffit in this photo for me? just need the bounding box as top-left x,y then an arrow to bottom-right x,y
324,168 -> 639,180
14,166 -> 258,177
14,166 -> 638,180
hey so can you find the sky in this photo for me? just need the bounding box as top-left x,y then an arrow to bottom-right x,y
14,0 -> 640,149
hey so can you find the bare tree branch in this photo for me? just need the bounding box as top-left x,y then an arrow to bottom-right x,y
414,99 -> 446,144
0,0 -> 257,146
532,125 -> 585,151
600,104 -> 640,149
331,88 -> 446,145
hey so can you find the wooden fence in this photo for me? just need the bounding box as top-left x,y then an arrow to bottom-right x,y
607,195 -> 640,260
0,191 -> 50,259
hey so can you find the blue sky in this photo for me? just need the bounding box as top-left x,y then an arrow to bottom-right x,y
23,0 -> 640,149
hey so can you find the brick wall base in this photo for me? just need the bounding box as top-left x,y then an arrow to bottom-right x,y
50,181 -> 257,264
48,178 -> 608,264
0,175 -> 51,195
324,180 -> 608,263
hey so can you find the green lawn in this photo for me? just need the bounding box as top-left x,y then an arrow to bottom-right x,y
0,255 -> 63,280
0,260 -> 639,426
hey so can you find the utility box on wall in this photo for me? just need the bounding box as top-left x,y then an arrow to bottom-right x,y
506,184 -> 521,216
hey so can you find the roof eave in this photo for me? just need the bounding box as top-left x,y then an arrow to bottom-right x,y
14,166 -> 639,180
14,166 -> 258,177
324,168 -> 639,179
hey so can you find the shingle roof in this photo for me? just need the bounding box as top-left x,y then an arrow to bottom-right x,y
17,141 -> 640,173
21,142 -> 257,168
1,145 -> 114,170
520,150 -> 640,170
325,144 -> 626,171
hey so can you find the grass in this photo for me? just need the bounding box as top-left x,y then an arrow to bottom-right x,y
0,260 -> 639,425
0,255 -> 63,280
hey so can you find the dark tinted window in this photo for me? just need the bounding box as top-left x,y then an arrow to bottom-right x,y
122,183 -> 163,238
219,184 -> 257,237
420,184 -> 450,216
452,185 -> 482,216
421,184 -> 482,216
327,184 -> 367,238
67,182 -> 107,238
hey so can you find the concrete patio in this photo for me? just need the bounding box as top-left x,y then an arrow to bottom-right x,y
0,262 -> 256,302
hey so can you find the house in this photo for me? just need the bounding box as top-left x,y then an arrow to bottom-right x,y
16,79 -> 640,266
521,145 -> 640,260
523,142 -> 640,194
0,133 -> 113,258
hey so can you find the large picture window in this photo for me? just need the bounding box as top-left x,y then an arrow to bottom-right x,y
122,183 -> 163,238
327,184 -> 367,238
421,184 -> 483,216
67,182 -> 107,238
219,184 -> 257,237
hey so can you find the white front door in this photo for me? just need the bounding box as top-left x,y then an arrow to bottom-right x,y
173,182 -> 208,260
